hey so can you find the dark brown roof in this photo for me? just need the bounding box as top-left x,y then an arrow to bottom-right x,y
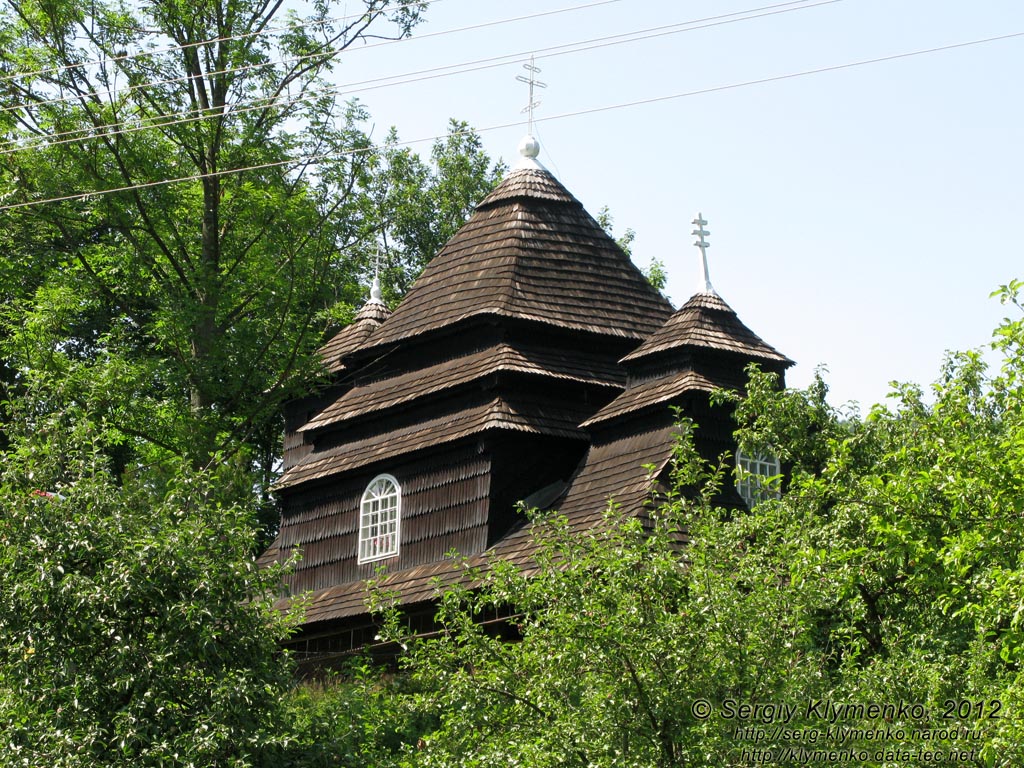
580,370 -> 721,428
292,557 -> 463,625
358,167 -> 672,352
475,167 -> 578,206
486,422 -> 681,562
302,342 -> 624,433
318,300 -> 392,374
277,395 -> 591,490
276,423 -> 681,625
621,291 -> 792,366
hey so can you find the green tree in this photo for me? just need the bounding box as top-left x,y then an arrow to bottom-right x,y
366,121 -> 506,299
274,663 -> 438,768
596,205 -> 667,294
0,0 -> 417,475
0,0 -> 503,510
367,285 -> 1024,767
719,285 -> 1024,764
372,430 -> 828,767
0,395 -> 298,767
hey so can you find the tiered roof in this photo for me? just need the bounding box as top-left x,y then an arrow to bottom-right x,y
583,290 -> 794,429
278,151 -> 672,491
302,343 -> 624,434
318,287 -> 391,374
276,394 -> 595,490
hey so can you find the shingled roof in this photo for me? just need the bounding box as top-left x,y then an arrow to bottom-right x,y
277,394 -> 593,490
580,370 -> 721,428
621,291 -> 792,366
357,166 -> 673,353
303,342 -> 624,433
269,139 -> 799,654
318,295 -> 391,374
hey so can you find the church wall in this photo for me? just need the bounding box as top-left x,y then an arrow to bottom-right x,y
278,441 -> 491,594
485,432 -> 591,546
282,384 -> 348,470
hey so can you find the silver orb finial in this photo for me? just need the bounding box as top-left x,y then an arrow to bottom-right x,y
519,134 -> 540,159
514,133 -> 545,170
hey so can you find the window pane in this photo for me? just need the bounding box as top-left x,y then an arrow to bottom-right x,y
736,451 -> 780,508
358,474 -> 401,563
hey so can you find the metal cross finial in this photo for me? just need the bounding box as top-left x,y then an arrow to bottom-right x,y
516,55 -> 547,134
692,213 -> 716,295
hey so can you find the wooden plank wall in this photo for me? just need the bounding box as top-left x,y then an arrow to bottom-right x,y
279,441 -> 491,594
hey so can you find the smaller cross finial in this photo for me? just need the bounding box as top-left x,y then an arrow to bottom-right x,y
516,55 -> 547,135
692,213 -> 716,295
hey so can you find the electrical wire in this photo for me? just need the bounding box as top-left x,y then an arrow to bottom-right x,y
0,0 -> 836,156
0,0 -> 440,88
0,0 -> 627,117
2,29 -> 1019,214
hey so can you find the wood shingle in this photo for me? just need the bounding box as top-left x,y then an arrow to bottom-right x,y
622,291 -> 792,366
318,298 -> 391,374
303,342 -> 624,434
357,167 -> 672,354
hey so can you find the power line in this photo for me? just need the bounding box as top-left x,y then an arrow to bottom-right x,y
0,0 -> 439,88
0,0 -> 835,156
534,30 -> 1024,122
0,0 -> 625,118
1,0 -> 827,152
3,29 -> 1019,214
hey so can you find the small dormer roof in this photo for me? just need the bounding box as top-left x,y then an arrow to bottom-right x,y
318,290 -> 392,374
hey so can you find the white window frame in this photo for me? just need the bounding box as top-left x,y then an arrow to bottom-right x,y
358,474 -> 402,564
735,450 -> 781,508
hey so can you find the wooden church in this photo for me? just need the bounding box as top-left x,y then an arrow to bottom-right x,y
260,135 -> 792,665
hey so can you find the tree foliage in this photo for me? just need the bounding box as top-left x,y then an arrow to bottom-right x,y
0,0 -> 427,462
347,121 -> 505,304
366,284 -> 1024,767
0,0 -> 503,506
596,205 -> 666,294
0,396 -> 297,767
366,434 -> 825,767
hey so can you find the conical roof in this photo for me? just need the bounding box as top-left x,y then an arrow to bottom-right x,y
621,291 -> 792,366
358,166 -> 673,352
318,298 -> 391,374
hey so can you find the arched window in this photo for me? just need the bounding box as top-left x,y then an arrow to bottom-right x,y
735,450 -> 780,508
358,474 -> 401,563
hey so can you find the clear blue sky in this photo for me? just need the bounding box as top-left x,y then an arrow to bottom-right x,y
337,0 -> 1024,411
